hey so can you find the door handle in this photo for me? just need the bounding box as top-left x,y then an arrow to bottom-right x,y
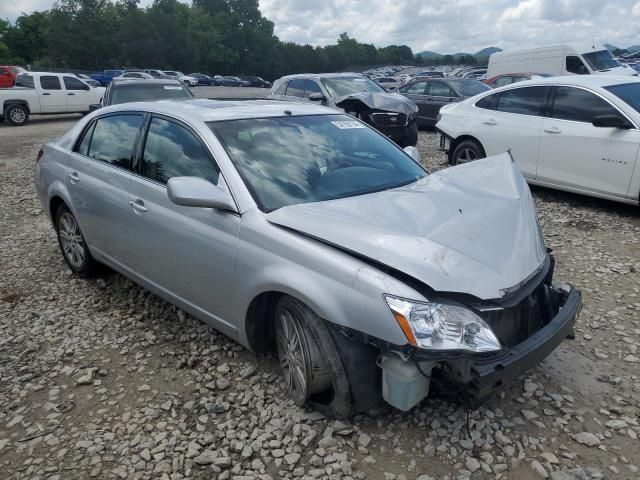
483,119 -> 497,126
43,93 -> 51,96
129,199 -> 148,213
67,172 -> 80,183
67,93 -> 75,96
544,126 -> 561,134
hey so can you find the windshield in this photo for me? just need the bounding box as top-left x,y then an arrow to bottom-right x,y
109,84 -> 193,105
209,114 -> 426,211
604,82 -> 640,114
452,79 -> 491,96
321,77 -> 385,98
582,50 -> 620,71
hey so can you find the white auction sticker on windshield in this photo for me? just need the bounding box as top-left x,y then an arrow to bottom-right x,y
331,121 -> 366,129
163,86 -> 183,90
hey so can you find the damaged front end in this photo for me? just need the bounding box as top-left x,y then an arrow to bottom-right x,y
335,93 -> 418,147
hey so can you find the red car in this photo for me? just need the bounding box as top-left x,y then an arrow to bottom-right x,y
0,66 -> 27,88
483,73 -> 551,88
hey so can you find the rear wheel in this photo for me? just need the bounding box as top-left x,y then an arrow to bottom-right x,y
275,296 -> 352,419
451,139 -> 485,165
55,205 -> 98,277
4,104 -> 29,126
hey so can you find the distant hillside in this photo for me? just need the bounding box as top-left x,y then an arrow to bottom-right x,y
417,46 -> 502,59
475,47 -> 502,57
604,43 -> 619,51
628,45 -> 640,52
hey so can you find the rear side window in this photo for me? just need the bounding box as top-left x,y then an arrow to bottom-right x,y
428,82 -> 455,97
304,80 -> 322,95
496,86 -> 549,116
475,93 -> 499,110
550,86 -> 620,123
285,79 -> 305,98
566,56 -> 588,75
87,115 -> 143,168
40,76 -> 61,90
76,122 -> 96,156
64,76 -> 89,90
141,117 -> 219,185
401,81 -> 427,94
273,82 -> 287,95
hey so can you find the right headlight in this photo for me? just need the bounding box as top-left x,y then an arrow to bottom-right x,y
385,296 -> 501,352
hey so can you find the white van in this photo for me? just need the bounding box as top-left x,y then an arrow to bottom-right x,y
487,44 -> 637,78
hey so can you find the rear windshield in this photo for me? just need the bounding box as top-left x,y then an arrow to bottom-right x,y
321,77 -> 385,97
15,74 -> 34,88
604,82 -> 640,114
108,83 -> 193,105
452,79 -> 491,97
583,50 -> 620,71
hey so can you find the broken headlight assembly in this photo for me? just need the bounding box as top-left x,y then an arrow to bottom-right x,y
385,296 -> 501,352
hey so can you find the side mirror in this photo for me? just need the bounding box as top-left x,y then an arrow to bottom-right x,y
592,114 -> 632,129
308,92 -> 326,102
167,176 -> 237,212
89,103 -> 102,112
404,146 -> 421,163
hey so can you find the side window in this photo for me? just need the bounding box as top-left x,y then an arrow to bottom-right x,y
64,76 -> 89,91
273,82 -> 287,95
15,75 -> 34,88
40,76 -> 62,90
496,86 -> 550,116
566,56 -> 588,75
76,121 -> 96,156
304,80 -> 322,96
550,86 -> 620,123
428,82 -> 454,97
475,93 -> 499,110
494,76 -> 513,87
285,79 -> 305,98
142,117 -> 219,185
87,115 -> 143,168
402,81 -> 427,94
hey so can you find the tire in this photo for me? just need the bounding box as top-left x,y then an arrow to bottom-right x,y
4,104 -> 29,126
450,139 -> 485,165
55,205 -> 98,277
274,296 -> 352,419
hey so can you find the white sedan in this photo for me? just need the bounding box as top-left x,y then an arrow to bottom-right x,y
162,71 -> 198,87
436,76 -> 640,206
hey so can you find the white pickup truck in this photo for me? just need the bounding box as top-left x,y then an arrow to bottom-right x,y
0,72 -> 105,126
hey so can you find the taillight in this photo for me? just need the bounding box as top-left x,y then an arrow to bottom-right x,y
36,148 -> 43,163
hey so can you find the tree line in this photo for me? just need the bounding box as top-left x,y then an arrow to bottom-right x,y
0,0 -> 416,80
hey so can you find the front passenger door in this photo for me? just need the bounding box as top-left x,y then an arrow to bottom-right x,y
398,81 -> 428,126
425,81 -> 459,125
125,116 -> 241,335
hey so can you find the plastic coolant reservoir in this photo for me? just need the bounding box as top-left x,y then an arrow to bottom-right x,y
378,354 -> 432,411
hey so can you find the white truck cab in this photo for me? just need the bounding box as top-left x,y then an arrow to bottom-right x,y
488,44 -> 637,78
0,72 -> 105,126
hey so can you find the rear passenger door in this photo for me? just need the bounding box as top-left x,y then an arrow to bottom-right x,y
66,113 -> 143,261
475,86 -> 550,179
38,75 -> 67,113
125,116 -> 241,335
537,86 -> 639,198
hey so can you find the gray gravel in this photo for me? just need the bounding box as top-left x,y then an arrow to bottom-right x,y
1,105 -> 639,479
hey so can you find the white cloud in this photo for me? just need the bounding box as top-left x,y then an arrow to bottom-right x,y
1,0 -> 638,54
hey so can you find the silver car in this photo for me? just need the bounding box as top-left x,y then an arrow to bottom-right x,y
35,100 -> 582,417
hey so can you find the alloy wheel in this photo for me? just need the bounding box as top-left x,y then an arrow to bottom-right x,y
58,212 -> 85,268
276,308 -> 312,405
9,108 -> 26,124
456,147 -> 478,163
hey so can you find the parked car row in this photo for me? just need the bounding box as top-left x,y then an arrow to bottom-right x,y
86,69 -> 271,87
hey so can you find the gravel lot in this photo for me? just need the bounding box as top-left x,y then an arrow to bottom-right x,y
0,91 -> 639,480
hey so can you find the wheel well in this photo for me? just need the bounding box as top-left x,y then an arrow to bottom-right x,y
245,291 -> 285,353
3,100 -> 30,113
49,196 -> 66,225
448,135 -> 485,163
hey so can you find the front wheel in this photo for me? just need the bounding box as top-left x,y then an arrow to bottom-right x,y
275,296 -> 352,419
450,139 -> 485,165
4,104 -> 29,126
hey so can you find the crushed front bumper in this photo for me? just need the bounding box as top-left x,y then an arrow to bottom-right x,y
467,285 -> 581,399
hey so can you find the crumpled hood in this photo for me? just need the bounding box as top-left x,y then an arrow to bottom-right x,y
266,154 -> 546,300
335,91 -> 418,116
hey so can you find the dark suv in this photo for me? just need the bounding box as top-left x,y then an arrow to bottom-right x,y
269,73 -> 418,147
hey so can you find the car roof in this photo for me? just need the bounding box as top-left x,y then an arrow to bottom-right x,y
110,78 -> 184,86
504,75 -> 640,89
278,72 -> 364,81
97,99 -> 337,122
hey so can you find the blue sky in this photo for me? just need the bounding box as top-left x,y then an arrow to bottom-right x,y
2,0 -> 639,53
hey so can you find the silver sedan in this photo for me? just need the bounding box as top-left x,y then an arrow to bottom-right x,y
34,100 -> 581,417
